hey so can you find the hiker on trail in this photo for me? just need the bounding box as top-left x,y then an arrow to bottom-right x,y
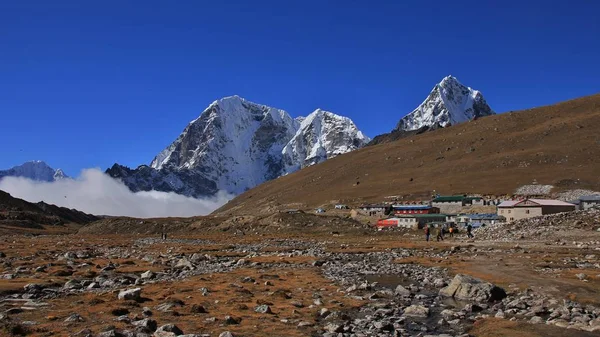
436,226 -> 444,242
467,224 -> 474,239
424,226 -> 430,242
449,226 -> 454,238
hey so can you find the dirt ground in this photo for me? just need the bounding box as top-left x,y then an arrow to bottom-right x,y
0,229 -> 598,336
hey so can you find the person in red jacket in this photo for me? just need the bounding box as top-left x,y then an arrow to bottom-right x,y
424,225 -> 430,241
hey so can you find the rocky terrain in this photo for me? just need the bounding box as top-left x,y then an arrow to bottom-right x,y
0,209 -> 599,336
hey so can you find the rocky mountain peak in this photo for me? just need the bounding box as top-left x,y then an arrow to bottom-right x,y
395,76 -> 494,131
0,161 -> 68,182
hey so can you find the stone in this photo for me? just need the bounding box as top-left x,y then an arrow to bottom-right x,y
140,271 -> 155,280
118,288 -> 141,301
312,260 -> 325,267
132,318 -> 157,332
218,332 -> 235,337
439,274 -> 506,302
298,321 -> 314,327
174,258 -> 194,270
324,323 -> 343,333
224,316 -> 240,325
394,285 -> 411,296
64,313 -> 84,322
576,273 -> 587,280
191,304 -> 207,314
403,305 -> 430,317
154,324 -> 183,335
255,304 -> 272,314
530,316 -> 543,324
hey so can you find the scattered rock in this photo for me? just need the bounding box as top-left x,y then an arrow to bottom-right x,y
118,288 -> 141,301
439,274 -> 506,302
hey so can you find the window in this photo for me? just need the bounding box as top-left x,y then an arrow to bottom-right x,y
525,210 -> 530,214
508,210 -> 511,214
510,217 -> 514,221
500,210 -> 504,214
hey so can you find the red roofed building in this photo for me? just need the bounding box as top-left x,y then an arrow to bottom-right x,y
497,198 -> 576,222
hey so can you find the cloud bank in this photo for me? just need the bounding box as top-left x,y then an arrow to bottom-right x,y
0,168 -> 232,218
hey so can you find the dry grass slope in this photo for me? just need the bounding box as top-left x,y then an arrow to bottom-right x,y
217,93 -> 600,215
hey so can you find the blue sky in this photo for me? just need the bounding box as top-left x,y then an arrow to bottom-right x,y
1,0 -> 599,176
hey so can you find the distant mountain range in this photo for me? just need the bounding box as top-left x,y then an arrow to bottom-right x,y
2,76 -> 495,200
0,160 -> 67,182
107,96 -> 369,198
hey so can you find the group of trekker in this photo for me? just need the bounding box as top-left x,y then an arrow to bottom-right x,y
424,223 -> 474,241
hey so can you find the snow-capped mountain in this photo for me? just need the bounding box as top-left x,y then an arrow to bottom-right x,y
0,161 -> 68,182
395,75 -> 494,131
282,109 -> 369,173
107,96 -> 367,197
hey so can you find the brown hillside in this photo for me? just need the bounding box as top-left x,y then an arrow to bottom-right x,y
0,189 -> 98,233
216,93 -> 600,215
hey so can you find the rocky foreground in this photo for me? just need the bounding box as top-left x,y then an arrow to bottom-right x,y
0,221 -> 599,337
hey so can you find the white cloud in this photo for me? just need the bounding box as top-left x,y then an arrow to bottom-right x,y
0,168 -> 232,218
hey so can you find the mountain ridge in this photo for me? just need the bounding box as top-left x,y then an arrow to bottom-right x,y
214,92 -> 600,215
0,160 -> 68,182
107,95 -> 368,198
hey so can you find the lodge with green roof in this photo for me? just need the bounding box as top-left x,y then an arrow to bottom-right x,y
432,195 -> 484,208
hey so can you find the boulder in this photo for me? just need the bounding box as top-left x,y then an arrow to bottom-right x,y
132,318 -> 158,332
439,274 -> 506,302
154,324 -> 183,337
255,304 -> 272,314
394,285 -> 411,296
403,305 -> 429,317
118,288 -> 141,301
174,258 -> 194,270
140,271 -> 155,280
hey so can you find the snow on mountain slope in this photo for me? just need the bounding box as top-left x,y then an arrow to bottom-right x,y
148,95 -> 299,195
107,96 -> 368,198
282,109 -> 370,173
395,75 -> 494,131
0,161 -> 68,182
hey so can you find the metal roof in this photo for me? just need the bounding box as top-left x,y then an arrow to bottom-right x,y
432,196 -> 465,202
467,213 -> 504,220
580,195 -> 600,202
498,199 -> 575,207
391,205 -> 432,209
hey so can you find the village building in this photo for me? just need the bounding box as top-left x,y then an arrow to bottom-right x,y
334,204 -> 349,209
359,204 -> 387,216
391,204 -> 440,215
401,214 -> 448,229
578,195 -> 600,210
497,199 -> 576,222
376,213 -> 448,229
432,195 -> 484,207
456,213 -> 506,227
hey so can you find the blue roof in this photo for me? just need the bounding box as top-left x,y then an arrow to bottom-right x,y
392,205 -> 432,210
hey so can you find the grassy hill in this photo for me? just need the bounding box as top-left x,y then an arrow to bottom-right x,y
216,93 -> 600,215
